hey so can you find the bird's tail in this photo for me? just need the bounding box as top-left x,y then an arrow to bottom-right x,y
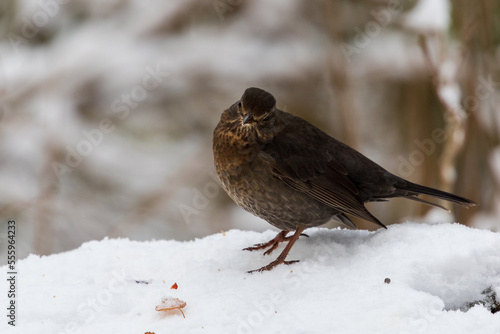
399,181 -> 476,209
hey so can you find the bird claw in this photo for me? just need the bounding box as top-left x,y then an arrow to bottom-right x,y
247,259 -> 300,273
245,227 -> 306,273
243,231 -> 289,255
243,231 -> 308,255
263,247 -> 276,256
243,243 -> 272,252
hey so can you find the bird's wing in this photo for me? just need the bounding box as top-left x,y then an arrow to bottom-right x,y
262,113 -> 386,228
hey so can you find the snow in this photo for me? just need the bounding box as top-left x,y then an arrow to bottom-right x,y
2,222 -> 500,333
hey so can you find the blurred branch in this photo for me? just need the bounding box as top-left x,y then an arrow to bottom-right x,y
418,33 -> 468,200
323,0 -> 360,148
34,142 -> 60,255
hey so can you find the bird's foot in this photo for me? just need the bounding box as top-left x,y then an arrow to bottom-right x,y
247,259 -> 299,273
243,231 -> 290,255
243,231 -> 309,256
246,227 -> 306,273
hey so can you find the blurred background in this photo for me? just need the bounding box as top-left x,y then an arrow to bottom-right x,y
0,0 -> 499,263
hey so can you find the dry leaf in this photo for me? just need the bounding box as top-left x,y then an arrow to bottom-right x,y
170,282 -> 178,289
155,297 -> 186,318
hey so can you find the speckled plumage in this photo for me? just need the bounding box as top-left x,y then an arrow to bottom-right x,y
213,105 -> 337,231
213,87 -> 475,272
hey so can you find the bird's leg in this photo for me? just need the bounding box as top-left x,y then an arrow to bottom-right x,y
243,231 -> 289,255
247,226 -> 306,273
244,231 -> 310,256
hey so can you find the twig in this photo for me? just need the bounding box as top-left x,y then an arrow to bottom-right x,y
418,33 -> 468,201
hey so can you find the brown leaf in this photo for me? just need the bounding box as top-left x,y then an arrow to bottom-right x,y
155,297 -> 186,318
170,282 -> 178,289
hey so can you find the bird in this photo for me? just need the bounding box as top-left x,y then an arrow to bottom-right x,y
212,87 -> 476,273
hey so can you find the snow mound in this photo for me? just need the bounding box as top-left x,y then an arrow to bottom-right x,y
2,222 -> 500,333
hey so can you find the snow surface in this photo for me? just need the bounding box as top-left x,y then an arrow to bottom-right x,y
2,222 -> 500,334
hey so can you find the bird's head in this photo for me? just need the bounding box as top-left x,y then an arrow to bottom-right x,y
238,87 -> 277,130
215,87 -> 281,146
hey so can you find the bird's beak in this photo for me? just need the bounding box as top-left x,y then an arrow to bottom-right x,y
242,113 -> 253,125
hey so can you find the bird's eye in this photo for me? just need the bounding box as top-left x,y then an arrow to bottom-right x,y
262,114 -> 270,121
238,101 -> 242,109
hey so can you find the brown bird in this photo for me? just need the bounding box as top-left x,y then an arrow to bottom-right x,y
213,87 -> 475,273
